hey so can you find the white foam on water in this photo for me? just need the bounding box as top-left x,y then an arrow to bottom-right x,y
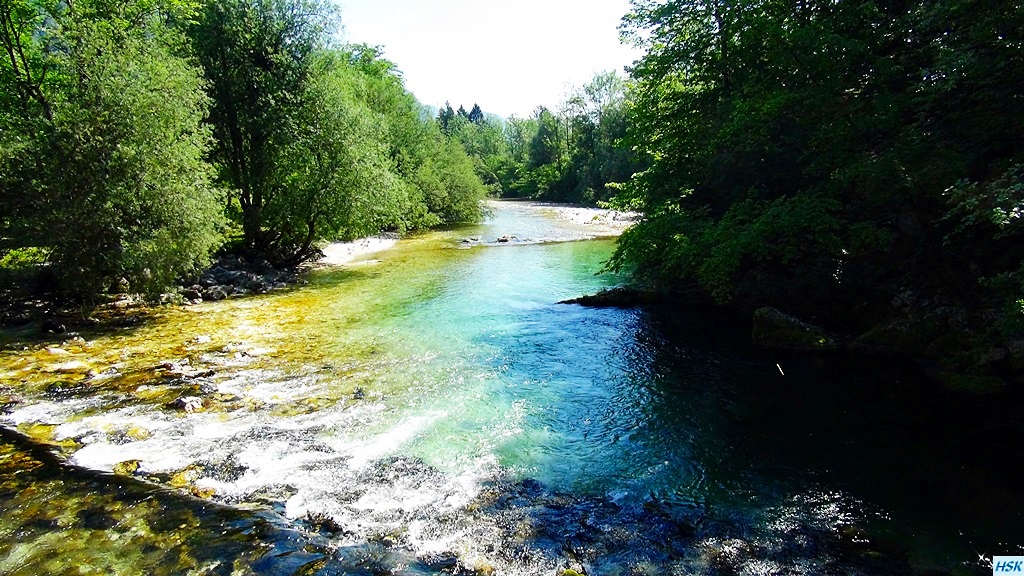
71,439 -> 191,472
343,413 -> 438,470
6,397 -> 107,426
4,328 -> 542,573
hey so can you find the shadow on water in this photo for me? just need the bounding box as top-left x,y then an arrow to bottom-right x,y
472,300 -> 1020,574
629,305 -> 1023,574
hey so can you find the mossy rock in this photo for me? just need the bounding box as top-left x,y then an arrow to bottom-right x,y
124,425 -> 152,441
752,307 -> 841,351
169,464 -> 204,488
113,460 -> 141,476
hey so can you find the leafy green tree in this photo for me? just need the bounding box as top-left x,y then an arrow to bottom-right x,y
344,46 -> 485,227
447,112 -> 509,194
554,71 -> 640,203
528,106 -> 562,170
1,0 -> 223,297
188,0 -> 337,259
447,73 -> 640,203
612,0 -> 1024,339
266,53 -> 405,265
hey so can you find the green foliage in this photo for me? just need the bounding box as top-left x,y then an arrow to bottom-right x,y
0,247 -> 47,270
188,0 -> 337,257
268,53 -> 405,262
2,0 -> 486,301
1,1 -> 223,298
46,26 -> 222,295
613,0 -> 1024,327
188,5 -> 484,265
446,71 -> 644,204
343,46 -> 485,228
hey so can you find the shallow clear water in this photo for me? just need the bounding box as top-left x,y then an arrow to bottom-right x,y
1,201 -> 1021,575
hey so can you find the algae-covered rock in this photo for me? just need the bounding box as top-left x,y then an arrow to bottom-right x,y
169,465 -> 204,488
166,464 -> 216,498
113,460 -> 141,476
751,308 -> 841,351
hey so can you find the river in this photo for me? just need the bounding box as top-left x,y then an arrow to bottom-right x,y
0,201 -> 1020,575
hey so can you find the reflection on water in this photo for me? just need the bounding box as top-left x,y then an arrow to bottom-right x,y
1,201 -> 1021,575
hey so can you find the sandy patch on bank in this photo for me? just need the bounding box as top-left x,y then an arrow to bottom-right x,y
317,237 -> 397,266
546,205 -> 640,234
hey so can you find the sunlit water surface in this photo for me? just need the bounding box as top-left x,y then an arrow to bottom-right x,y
1,201 -> 1021,575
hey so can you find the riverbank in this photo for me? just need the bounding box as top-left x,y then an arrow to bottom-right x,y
497,199 -> 639,238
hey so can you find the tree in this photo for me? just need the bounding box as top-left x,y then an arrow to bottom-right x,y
468,103 -> 484,124
611,0 -> 1024,346
528,106 -> 562,170
437,101 -> 455,134
188,0 -> 337,260
1,0 -> 223,297
265,53 -> 405,265
344,47 -> 485,227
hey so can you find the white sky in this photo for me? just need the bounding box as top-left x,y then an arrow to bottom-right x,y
336,0 -> 642,118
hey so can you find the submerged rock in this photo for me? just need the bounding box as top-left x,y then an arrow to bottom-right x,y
157,360 -> 215,380
751,307 -> 842,351
48,360 -> 93,375
40,317 -> 67,334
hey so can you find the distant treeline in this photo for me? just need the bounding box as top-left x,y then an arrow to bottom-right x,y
436,71 -> 647,205
0,0 -> 485,298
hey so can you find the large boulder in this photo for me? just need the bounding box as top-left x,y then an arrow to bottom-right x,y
202,286 -> 229,301
751,307 -> 842,351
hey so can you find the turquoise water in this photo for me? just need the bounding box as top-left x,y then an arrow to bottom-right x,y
1,201 -> 1022,575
